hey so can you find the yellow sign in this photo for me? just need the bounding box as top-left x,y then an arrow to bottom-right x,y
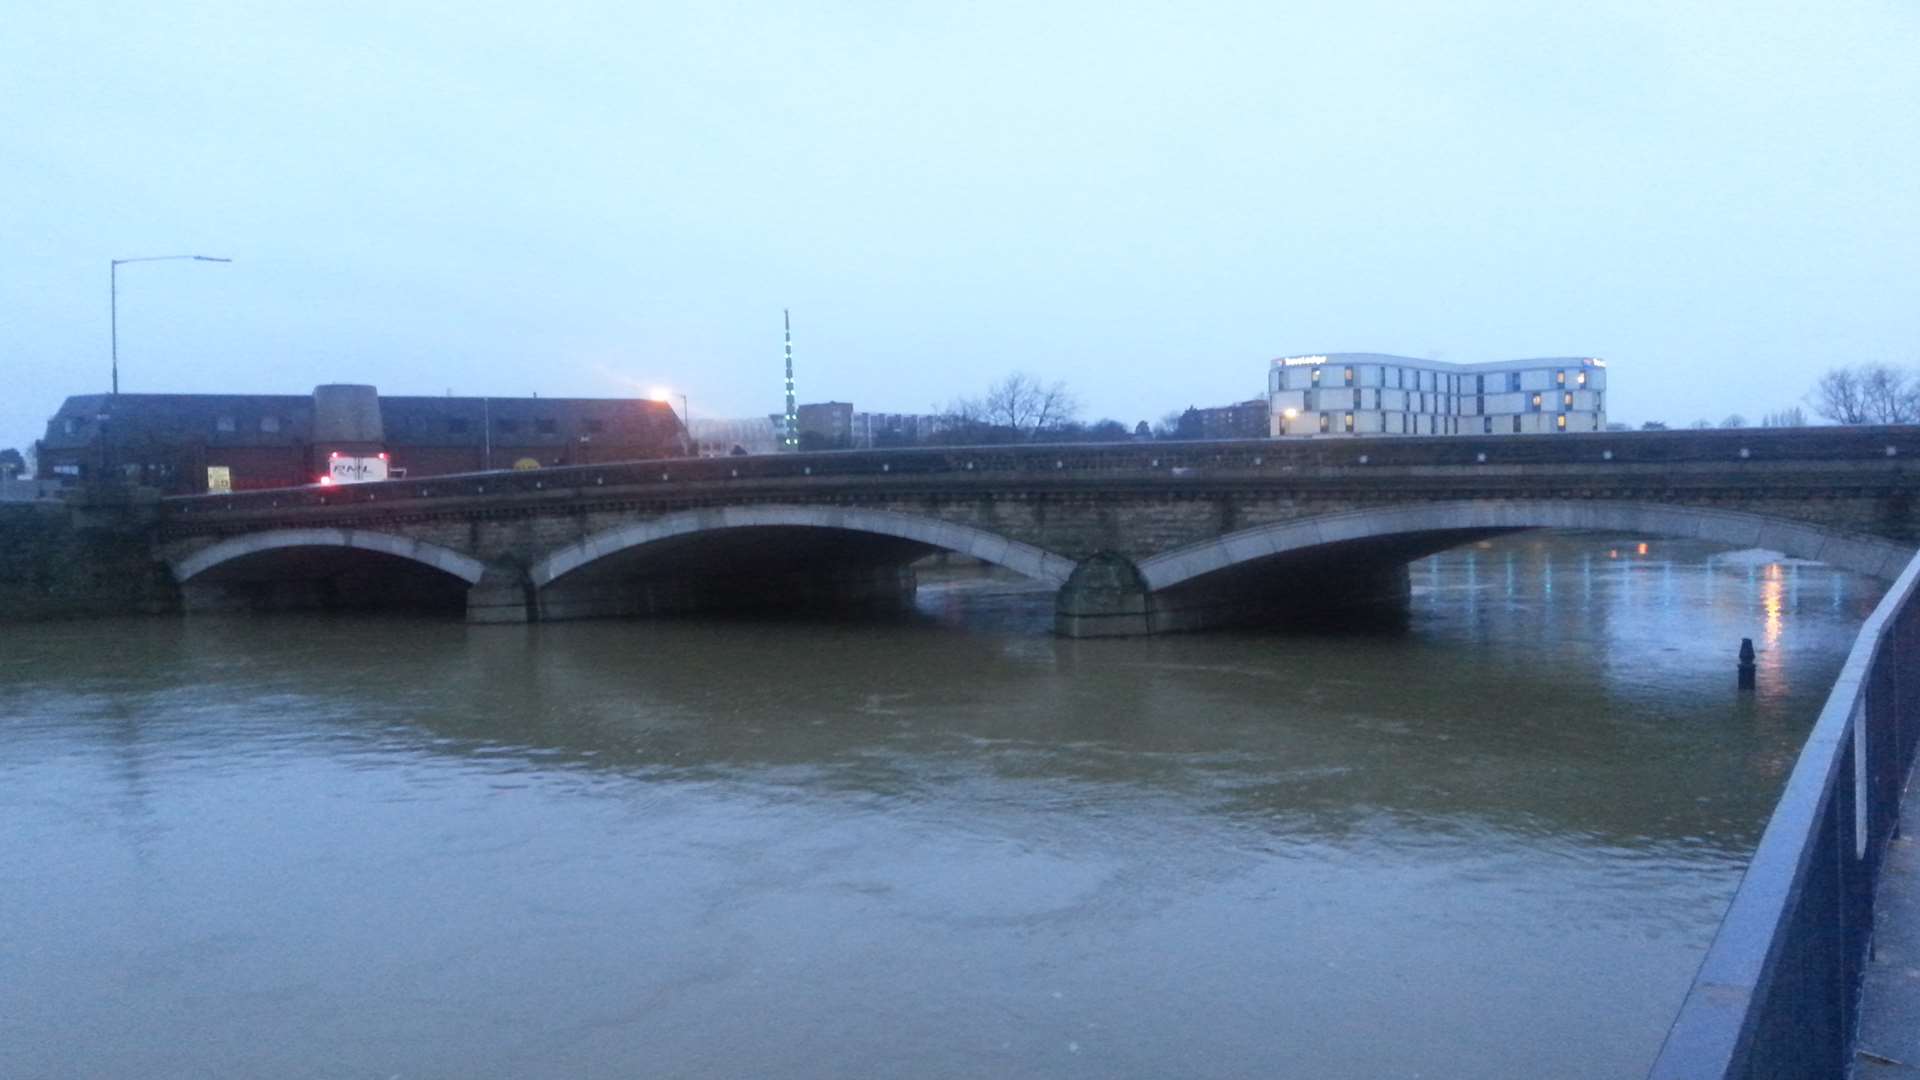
512,457 -> 541,471
206,466 -> 232,493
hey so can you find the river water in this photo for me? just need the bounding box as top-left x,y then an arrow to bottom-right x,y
0,533 -> 1882,1079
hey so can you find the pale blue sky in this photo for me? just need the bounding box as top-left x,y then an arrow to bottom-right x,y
4,1 -> 1917,455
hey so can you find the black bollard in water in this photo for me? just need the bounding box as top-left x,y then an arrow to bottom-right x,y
1738,638 -> 1757,691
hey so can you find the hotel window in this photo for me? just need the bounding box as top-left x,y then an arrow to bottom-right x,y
1530,393 -> 1543,411
1556,371 -> 1566,386
1476,395 -> 1484,415
1563,392 -> 1574,408
1512,416 -> 1522,433
1578,371 -> 1589,387
1311,367 -> 1322,385
1344,412 -> 1354,432
1343,367 -> 1354,385
1319,413 -> 1330,433
1557,414 -> 1568,430
1476,374 -> 1485,394
1483,416 -> 1493,434
1353,388 -> 1362,408
1508,373 -> 1522,392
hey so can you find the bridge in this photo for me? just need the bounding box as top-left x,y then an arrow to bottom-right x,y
152,426 -> 1920,636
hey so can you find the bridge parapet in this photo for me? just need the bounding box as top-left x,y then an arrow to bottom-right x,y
157,426 -> 1920,525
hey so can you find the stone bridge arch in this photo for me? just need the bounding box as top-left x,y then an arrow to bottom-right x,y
1059,501 -> 1917,637
528,505 -> 1077,622
172,527 -> 489,585
1140,500 -> 1915,590
168,528 -> 488,613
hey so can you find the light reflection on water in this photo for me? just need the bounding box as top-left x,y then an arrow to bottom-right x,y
0,533 -> 1883,1080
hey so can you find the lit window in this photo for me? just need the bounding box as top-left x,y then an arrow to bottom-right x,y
1556,371 -> 1566,386
1311,367 -> 1322,385
1344,412 -> 1354,432
1343,367 -> 1354,385
1557,414 -> 1568,430
1578,372 -> 1589,387
1530,393 -> 1542,411
1563,392 -> 1573,408
1318,413 -> 1330,433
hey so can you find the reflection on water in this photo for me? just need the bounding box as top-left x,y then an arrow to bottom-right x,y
0,534 -> 1882,1080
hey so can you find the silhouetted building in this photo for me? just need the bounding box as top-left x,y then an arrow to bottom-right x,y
795,401 -> 854,450
36,385 -> 687,494
1176,399 -> 1269,440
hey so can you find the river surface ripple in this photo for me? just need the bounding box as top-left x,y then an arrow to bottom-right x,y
0,534 -> 1881,1079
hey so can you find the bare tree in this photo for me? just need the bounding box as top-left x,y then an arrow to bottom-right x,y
1859,363 -> 1920,423
1718,414 -> 1746,429
1688,419 -> 1714,430
1812,367 -> 1869,424
1811,364 -> 1920,424
1761,406 -> 1808,428
979,373 -> 1078,437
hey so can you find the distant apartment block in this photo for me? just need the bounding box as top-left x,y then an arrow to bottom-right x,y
1176,399 -> 1269,440
1268,353 -> 1607,437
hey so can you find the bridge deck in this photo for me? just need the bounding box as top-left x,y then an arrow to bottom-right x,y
1856,767 -> 1920,1077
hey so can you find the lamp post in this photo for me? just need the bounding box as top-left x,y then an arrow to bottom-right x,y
111,254 -> 232,394
651,388 -> 691,454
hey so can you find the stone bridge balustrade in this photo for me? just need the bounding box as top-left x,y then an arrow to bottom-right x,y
148,429 -> 1920,635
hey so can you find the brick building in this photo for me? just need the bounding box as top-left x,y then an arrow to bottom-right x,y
37,385 -> 687,495
1175,399 -> 1270,440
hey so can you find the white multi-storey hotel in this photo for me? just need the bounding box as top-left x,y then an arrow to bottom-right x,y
1268,353 -> 1607,437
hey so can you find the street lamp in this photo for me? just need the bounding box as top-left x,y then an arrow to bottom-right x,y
111,254 -> 232,394
651,387 -> 692,453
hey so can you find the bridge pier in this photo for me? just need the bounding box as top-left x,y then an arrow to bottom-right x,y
1054,553 -> 1153,637
1055,552 -> 1414,638
466,564 -> 535,624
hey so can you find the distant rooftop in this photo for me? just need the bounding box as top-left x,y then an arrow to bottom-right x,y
1272,353 -> 1605,372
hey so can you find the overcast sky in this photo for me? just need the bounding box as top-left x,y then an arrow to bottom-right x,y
4,1 -> 1917,455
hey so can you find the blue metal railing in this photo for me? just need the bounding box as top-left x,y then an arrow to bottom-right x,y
1649,548 -> 1920,1078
